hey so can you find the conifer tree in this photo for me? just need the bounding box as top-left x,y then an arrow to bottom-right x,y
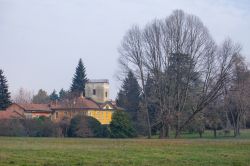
116,71 -> 141,134
70,59 -> 88,96
32,89 -> 50,104
49,90 -> 59,102
0,69 -> 11,110
59,88 -> 67,100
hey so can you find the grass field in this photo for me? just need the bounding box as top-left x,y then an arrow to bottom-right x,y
0,131 -> 250,166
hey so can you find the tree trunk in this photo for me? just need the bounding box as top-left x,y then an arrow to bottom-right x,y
166,123 -> 170,138
199,131 -> 203,138
213,129 -> 217,138
159,124 -> 166,139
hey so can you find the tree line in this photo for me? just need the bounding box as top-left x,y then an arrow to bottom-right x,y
0,111 -> 135,138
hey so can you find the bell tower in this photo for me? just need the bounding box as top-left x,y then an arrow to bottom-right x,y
85,79 -> 109,103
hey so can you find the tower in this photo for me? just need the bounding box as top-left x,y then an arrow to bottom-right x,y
85,79 -> 110,103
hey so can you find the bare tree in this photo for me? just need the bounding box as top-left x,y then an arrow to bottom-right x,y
226,55 -> 250,137
12,88 -> 33,104
119,26 -> 152,138
119,10 -> 241,138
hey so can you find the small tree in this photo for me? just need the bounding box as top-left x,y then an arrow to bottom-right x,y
70,59 -> 88,96
110,111 -> 135,138
49,90 -> 59,102
58,89 -> 67,100
0,69 -> 11,110
32,89 -> 50,104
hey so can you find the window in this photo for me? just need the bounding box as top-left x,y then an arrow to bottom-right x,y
64,111 -> 68,116
55,112 -> 58,119
93,89 -> 96,95
105,92 -> 108,97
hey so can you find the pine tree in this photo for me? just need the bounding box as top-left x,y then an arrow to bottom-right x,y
0,69 -> 11,110
116,71 -> 141,134
32,89 -> 50,104
145,74 -> 158,125
49,90 -> 59,102
59,88 -> 67,100
70,59 -> 88,96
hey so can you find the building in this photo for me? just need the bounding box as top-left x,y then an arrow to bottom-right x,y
51,95 -> 120,124
0,79 -> 121,125
85,79 -> 109,103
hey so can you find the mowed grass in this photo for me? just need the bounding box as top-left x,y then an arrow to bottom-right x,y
0,133 -> 250,166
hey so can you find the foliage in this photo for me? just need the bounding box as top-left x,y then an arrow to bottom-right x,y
70,59 -> 88,96
68,115 -> 103,137
116,71 -> 144,135
0,118 -> 59,137
21,117 -> 59,137
49,89 -> 59,102
0,69 -> 11,110
32,89 -> 50,104
59,88 -> 66,100
0,119 -> 26,136
110,111 -> 135,138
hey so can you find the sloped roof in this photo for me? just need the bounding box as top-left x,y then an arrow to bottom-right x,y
0,110 -> 24,119
99,101 -> 124,110
52,96 -> 100,110
18,103 -> 52,112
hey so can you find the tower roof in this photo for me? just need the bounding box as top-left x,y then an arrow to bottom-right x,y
87,79 -> 109,83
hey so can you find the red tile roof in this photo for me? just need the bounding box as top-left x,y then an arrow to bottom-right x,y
18,103 -> 52,112
51,96 -> 100,110
0,110 -> 24,119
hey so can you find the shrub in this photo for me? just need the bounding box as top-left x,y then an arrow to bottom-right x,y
21,117 -> 59,137
68,115 -> 103,137
0,119 -> 26,136
110,111 -> 135,138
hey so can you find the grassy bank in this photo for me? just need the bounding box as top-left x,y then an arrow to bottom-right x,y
0,136 -> 250,166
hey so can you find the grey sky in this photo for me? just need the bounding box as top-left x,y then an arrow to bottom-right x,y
0,0 -> 249,99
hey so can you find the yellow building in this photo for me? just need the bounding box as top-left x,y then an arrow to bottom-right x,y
51,79 -> 121,124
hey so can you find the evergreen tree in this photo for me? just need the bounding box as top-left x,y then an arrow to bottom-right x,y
0,69 -> 11,110
49,90 -> 59,102
59,88 -> 67,100
32,89 -> 50,104
110,111 -> 135,138
116,71 -> 141,134
145,74 -> 158,126
70,59 -> 88,96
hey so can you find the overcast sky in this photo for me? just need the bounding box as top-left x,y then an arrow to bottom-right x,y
0,0 -> 250,99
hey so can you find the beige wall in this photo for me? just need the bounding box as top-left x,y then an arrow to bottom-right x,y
85,82 -> 109,103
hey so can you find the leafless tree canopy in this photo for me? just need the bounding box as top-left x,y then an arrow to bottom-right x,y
12,88 -> 33,104
118,10 -> 241,138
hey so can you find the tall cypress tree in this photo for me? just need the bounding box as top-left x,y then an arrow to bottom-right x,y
70,59 -> 88,96
0,69 -> 11,110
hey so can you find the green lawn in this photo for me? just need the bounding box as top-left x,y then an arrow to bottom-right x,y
0,132 -> 250,166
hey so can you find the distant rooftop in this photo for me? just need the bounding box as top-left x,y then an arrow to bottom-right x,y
87,79 -> 109,83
